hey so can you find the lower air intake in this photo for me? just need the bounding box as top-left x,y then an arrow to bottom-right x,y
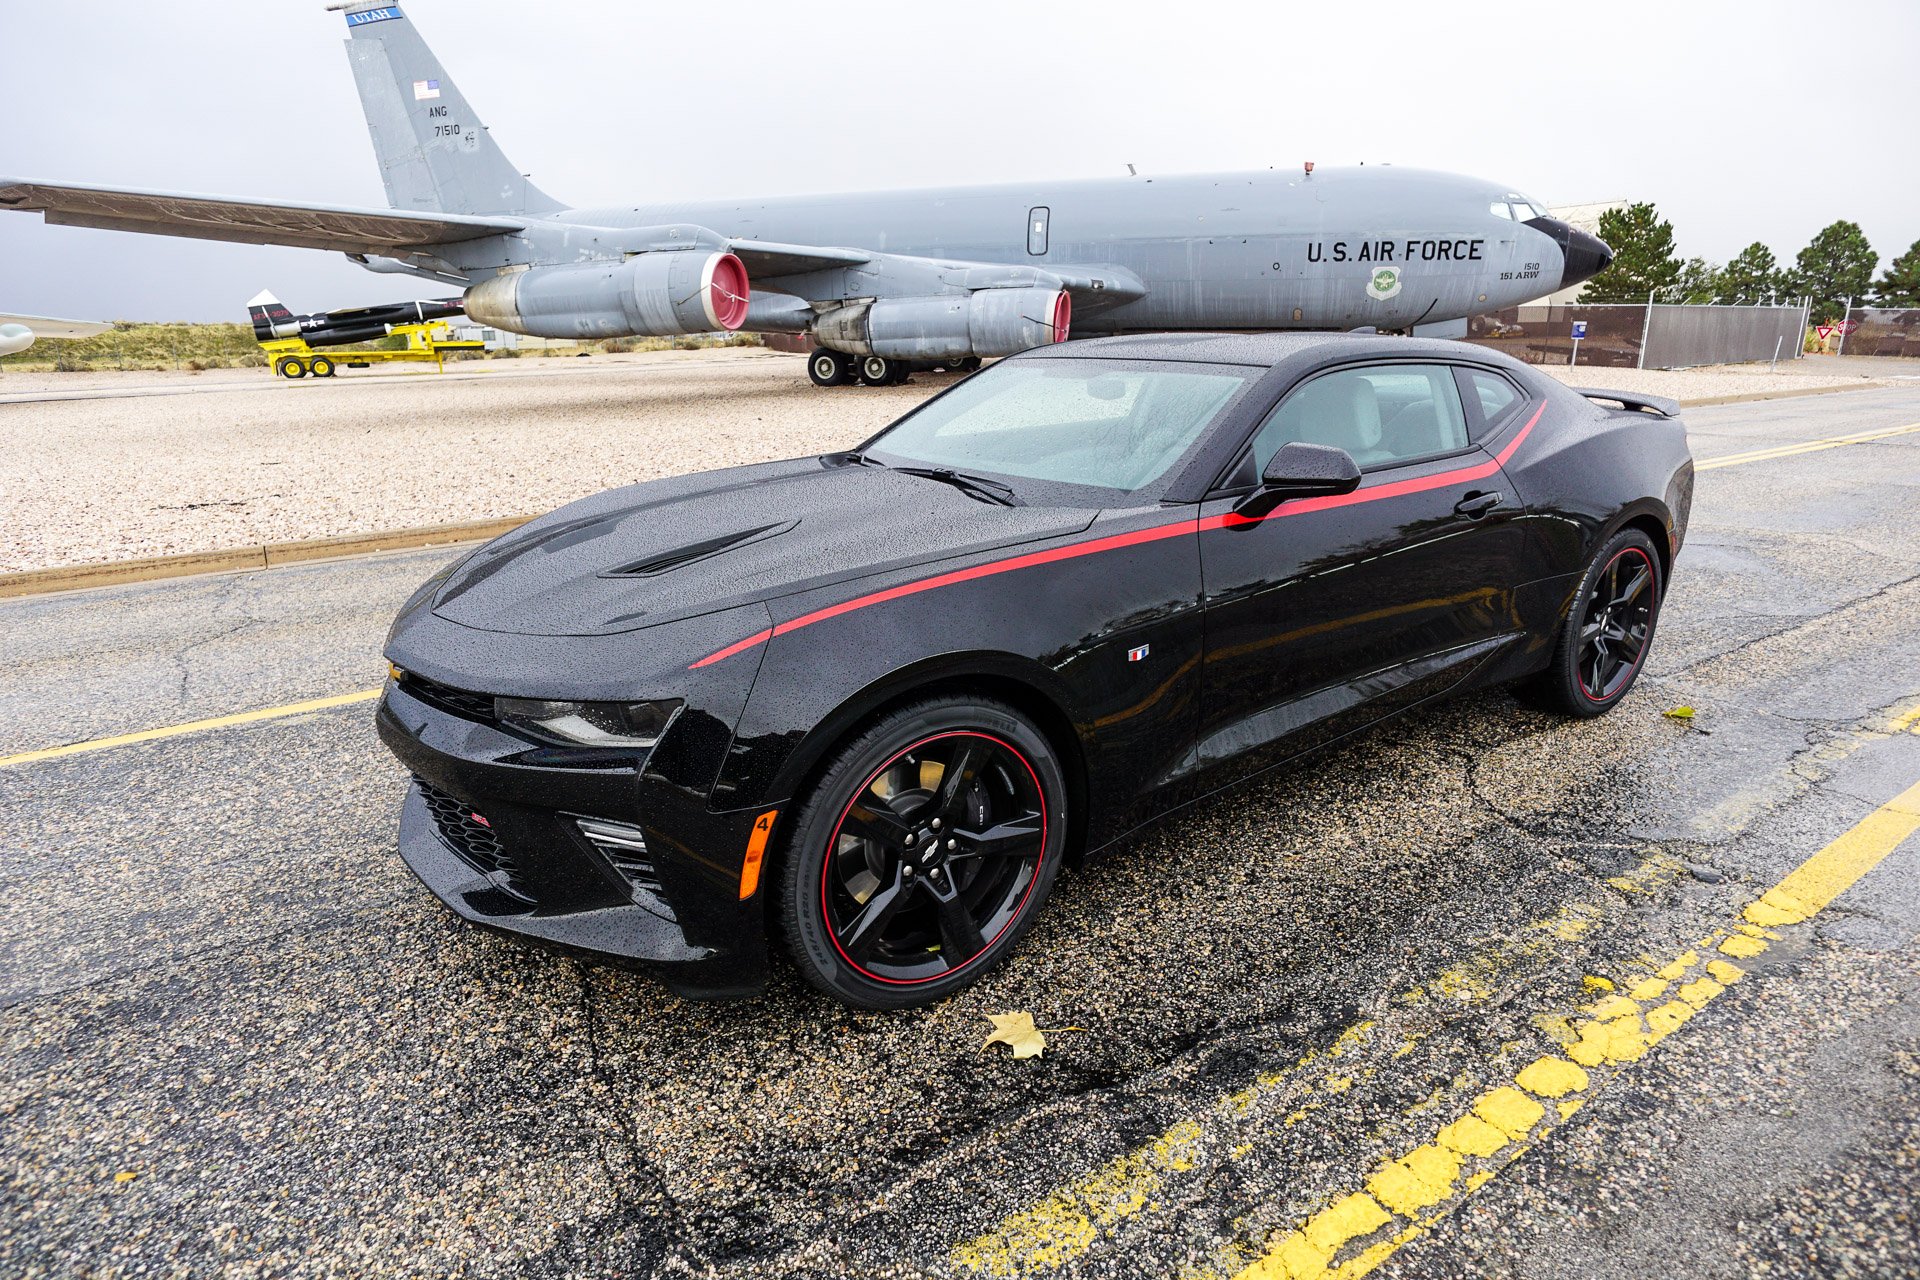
574,816 -> 667,901
416,778 -> 528,899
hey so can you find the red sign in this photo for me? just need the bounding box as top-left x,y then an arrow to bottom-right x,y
1835,320 -> 1861,335
1817,326 -> 1834,339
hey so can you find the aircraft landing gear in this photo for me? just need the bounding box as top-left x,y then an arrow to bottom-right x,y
859,354 -> 909,386
809,348 -> 856,387
943,356 -> 982,374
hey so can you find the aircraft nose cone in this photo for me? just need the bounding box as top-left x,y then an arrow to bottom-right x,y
1523,216 -> 1614,292
1561,228 -> 1613,290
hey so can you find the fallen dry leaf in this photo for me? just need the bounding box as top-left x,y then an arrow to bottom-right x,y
1663,706 -> 1695,721
113,1171 -> 137,1184
982,1012 -> 1049,1060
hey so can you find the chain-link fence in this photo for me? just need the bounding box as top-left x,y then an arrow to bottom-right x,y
1464,300 -> 1810,369
1838,308 -> 1920,359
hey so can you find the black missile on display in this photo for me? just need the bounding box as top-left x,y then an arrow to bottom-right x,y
246,290 -> 464,348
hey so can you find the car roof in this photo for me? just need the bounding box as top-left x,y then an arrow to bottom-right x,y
1019,330 -> 1527,373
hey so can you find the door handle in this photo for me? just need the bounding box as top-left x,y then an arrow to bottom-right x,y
1454,490 -> 1505,519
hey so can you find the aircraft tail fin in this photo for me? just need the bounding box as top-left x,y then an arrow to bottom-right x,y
247,289 -> 298,340
338,3 -> 562,216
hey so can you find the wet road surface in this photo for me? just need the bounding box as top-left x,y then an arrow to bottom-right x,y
3,386 -> 1918,1279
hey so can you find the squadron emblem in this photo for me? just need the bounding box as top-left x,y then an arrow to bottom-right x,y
1366,266 -> 1403,301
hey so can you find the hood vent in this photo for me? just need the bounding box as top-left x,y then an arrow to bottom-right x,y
604,520 -> 798,578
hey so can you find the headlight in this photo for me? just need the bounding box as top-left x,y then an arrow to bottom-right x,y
494,698 -> 681,748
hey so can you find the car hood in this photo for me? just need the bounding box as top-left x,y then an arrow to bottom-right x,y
430,457 -> 1098,637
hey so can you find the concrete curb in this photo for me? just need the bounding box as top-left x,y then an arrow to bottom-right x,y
0,516 -> 529,601
0,380 -> 1900,604
1677,381 -> 1889,409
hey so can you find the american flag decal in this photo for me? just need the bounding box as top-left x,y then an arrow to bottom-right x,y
1127,644 -> 1150,663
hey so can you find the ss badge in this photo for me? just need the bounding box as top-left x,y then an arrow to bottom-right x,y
1127,644 -> 1150,663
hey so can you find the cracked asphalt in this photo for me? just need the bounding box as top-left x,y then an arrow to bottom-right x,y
3,385 -> 1919,1279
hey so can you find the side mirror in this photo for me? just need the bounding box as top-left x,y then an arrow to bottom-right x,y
1234,442 -> 1361,517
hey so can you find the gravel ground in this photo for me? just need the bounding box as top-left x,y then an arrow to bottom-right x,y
0,347 -> 1894,575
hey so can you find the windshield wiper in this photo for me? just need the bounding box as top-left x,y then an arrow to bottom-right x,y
892,466 -> 1023,506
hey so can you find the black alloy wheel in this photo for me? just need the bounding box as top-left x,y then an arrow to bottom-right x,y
809,348 -> 855,387
1529,527 -> 1664,717
780,695 -> 1067,1008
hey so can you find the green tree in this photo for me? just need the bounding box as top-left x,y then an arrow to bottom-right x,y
1581,202 -> 1681,302
1789,220 -> 1876,323
1874,239 -> 1920,308
1673,258 -> 1724,304
1721,242 -> 1782,303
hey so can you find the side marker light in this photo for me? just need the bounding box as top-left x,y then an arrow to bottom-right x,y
739,809 -> 779,900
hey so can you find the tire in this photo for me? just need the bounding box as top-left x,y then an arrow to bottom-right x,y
778,695 -> 1069,1009
809,349 -> 855,387
309,356 -> 336,378
277,357 -> 307,379
1528,528 -> 1664,718
859,354 -> 903,386
949,356 -> 982,374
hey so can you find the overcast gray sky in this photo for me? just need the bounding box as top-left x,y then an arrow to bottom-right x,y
4,0 -> 1915,321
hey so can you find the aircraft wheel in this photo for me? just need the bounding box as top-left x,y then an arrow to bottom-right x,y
809,349 -> 856,388
946,356 -> 982,374
309,356 -> 336,378
277,358 -> 307,379
860,355 -> 905,386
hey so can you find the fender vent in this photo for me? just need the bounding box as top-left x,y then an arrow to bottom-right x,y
605,520 -> 797,577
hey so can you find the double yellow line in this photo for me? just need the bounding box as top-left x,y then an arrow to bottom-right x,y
1694,419 -> 1920,471
953,762 -> 1920,1279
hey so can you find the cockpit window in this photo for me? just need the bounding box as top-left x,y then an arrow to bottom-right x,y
1489,201 -> 1514,220
1506,194 -> 1545,221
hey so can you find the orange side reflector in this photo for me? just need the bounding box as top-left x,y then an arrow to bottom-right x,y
739,809 -> 778,900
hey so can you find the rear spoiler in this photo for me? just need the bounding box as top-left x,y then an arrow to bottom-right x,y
1571,387 -> 1679,418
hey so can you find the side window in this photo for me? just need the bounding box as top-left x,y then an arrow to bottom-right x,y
1249,364 -> 1470,475
1462,369 -> 1523,440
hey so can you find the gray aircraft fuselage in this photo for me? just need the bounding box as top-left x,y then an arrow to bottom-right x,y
541,165 -> 1587,335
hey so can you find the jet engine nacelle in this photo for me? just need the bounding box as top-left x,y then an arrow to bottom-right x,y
0,324 -> 34,357
813,288 -> 1071,360
462,251 -> 750,339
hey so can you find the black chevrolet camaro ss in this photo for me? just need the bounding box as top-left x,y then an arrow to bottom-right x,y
377,333 -> 1692,1008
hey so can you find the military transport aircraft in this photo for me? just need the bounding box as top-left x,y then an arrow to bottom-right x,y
0,2 -> 1613,387
0,313 -> 111,357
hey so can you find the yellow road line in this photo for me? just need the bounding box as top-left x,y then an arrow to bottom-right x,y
0,689 -> 381,768
1221,774 -> 1920,1280
1694,419 -> 1920,471
946,854 -> 1685,1278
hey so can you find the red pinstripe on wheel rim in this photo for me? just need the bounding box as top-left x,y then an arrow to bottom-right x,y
820,730 -> 1049,986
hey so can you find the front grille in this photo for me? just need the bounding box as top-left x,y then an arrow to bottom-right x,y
400,675 -> 496,725
416,778 -> 528,897
575,816 -> 668,903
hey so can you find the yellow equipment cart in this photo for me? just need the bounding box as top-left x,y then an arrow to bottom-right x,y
262,320 -> 485,379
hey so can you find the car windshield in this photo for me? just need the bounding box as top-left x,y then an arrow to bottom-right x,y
864,358 -> 1256,496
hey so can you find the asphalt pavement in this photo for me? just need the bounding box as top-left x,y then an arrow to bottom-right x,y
3,386 -> 1918,1279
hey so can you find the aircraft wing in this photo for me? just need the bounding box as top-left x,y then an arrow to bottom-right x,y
728,237 -> 1148,314
0,313 -> 112,338
726,239 -> 874,276
0,179 -> 523,253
